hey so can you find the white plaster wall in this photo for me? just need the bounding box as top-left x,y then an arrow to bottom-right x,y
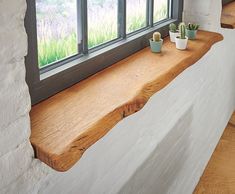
0,0 -> 35,190
0,0 -> 234,194
183,0 -> 222,31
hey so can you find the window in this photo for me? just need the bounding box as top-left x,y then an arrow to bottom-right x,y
126,0 -> 148,33
153,0 -> 169,23
88,0 -> 118,48
36,0 -> 78,68
25,0 -> 183,104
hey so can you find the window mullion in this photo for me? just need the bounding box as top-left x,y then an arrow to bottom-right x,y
118,0 -> 126,39
148,0 -> 154,27
77,0 -> 82,53
78,0 -> 88,54
168,0 -> 172,18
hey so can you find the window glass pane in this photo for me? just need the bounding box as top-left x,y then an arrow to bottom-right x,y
88,0 -> 118,48
154,0 -> 168,23
126,0 -> 147,34
36,0 -> 78,68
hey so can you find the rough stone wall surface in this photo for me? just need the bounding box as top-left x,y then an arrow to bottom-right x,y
0,0 -> 234,194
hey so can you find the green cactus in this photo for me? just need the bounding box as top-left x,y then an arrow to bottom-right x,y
179,22 -> 186,39
187,23 -> 199,30
153,32 -> 161,42
169,23 -> 177,33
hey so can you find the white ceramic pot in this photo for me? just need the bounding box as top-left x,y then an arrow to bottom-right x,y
175,36 -> 188,50
169,31 -> 179,43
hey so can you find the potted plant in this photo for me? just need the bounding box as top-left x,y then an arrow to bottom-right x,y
175,23 -> 188,50
149,32 -> 163,53
169,23 -> 179,43
186,23 -> 199,40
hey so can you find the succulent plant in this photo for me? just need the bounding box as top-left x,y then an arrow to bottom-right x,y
152,32 -> 161,42
186,23 -> 199,30
178,22 -> 186,39
169,23 -> 177,33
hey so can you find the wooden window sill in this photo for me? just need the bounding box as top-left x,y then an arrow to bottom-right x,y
221,1 -> 235,29
30,30 -> 223,172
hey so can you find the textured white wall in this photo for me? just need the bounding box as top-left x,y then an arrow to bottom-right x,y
0,0 -> 234,193
183,0 -> 222,31
0,0 -> 34,190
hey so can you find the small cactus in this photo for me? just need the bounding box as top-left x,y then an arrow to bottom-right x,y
187,23 -> 199,30
169,23 -> 177,33
153,32 -> 161,42
179,22 -> 186,39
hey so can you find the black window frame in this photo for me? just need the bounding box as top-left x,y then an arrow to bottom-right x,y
25,0 -> 184,105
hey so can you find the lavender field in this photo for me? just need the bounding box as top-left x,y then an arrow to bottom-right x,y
36,0 -> 168,68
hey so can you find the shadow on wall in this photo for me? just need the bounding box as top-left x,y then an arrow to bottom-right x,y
221,0 -> 235,29
119,104 -> 193,194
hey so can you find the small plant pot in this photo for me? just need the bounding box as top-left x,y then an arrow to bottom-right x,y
175,36 -> 188,50
186,29 -> 197,40
149,39 -> 163,53
169,31 -> 179,43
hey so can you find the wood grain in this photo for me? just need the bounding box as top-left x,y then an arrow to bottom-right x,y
229,111 -> 235,126
194,112 -> 235,194
221,1 -> 235,29
30,31 -> 223,172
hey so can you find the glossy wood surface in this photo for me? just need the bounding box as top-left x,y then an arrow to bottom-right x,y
30,31 -> 223,171
194,112 -> 235,194
229,111 -> 235,125
221,1 -> 235,29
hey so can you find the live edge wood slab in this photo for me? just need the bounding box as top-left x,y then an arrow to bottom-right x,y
30,31 -> 223,172
221,1 -> 235,29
